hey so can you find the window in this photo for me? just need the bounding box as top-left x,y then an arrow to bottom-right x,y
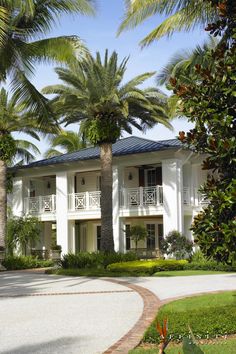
145,169 -> 156,187
158,224 -> 164,248
146,224 -> 156,249
97,225 -> 101,251
125,224 -> 131,250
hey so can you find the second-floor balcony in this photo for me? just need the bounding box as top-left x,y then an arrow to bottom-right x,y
120,186 -> 163,208
24,195 -> 56,215
23,186 -> 207,216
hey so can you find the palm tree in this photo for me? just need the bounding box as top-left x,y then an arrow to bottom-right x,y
0,88 -> 55,250
0,0 -> 95,253
0,0 -> 94,124
42,50 -> 172,251
44,129 -> 88,158
119,0 -> 219,46
156,37 -> 218,117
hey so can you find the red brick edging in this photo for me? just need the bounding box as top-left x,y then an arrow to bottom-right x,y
103,279 -> 162,354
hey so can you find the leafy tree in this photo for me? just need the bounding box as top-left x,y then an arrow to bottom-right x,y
129,225 -> 148,252
42,50 -> 172,251
160,230 -> 193,259
6,216 -> 41,256
119,0 -> 219,46
44,129 -> 88,158
170,0 -> 236,264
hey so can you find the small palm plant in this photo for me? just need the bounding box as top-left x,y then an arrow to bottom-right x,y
130,225 -> 148,252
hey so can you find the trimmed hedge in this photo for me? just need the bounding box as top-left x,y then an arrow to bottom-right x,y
60,251 -> 138,269
2,256 -> 54,270
184,261 -> 236,272
107,259 -> 188,275
143,292 -> 236,343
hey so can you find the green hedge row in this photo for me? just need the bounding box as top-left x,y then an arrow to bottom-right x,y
107,259 -> 188,275
184,261 -> 236,272
2,256 -> 54,270
60,251 -> 138,269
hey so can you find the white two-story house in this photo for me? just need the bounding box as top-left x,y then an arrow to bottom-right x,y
11,136 -> 207,256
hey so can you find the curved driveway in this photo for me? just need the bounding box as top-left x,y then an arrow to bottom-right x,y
0,271 -> 236,354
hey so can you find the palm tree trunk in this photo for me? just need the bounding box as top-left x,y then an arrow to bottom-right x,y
100,143 -> 114,252
0,159 -> 7,249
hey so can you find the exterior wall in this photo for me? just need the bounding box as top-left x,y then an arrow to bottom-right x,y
11,147 -> 208,255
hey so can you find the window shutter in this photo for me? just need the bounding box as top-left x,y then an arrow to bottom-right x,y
139,168 -> 145,187
156,167 -> 162,185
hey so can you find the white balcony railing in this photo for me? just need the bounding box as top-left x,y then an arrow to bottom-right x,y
120,186 -> 163,208
24,195 -> 56,214
182,187 -> 208,206
68,191 -> 101,211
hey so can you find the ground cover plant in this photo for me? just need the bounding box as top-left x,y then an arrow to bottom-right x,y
129,337 -> 236,353
143,292 -> 236,344
2,256 -> 54,270
107,259 -> 188,275
153,270 -> 228,277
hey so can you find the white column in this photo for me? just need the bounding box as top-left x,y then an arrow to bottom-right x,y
56,172 -> 69,254
68,220 -> 75,253
112,166 -> 124,252
12,178 -> 24,217
162,159 -> 183,236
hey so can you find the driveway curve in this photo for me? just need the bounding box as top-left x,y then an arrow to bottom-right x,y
1,272 -> 236,354
0,271 -> 143,354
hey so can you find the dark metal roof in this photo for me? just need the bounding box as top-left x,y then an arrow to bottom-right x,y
18,136 -> 183,169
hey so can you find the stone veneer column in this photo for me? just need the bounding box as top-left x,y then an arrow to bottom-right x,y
162,159 -> 183,236
56,171 -> 69,254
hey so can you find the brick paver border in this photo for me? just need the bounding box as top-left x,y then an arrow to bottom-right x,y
103,279 -> 162,354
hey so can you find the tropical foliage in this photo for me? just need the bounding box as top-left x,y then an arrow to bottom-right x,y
0,0 -> 94,123
129,225 -> 148,251
44,129 -> 88,158
43,50 -> 172,251
119,0 -> 219,46
171,0 -> 236,264
0,0 -> 94,251
6,216 -> 41,256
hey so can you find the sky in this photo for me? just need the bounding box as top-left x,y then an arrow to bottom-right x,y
15,0 -> 209,159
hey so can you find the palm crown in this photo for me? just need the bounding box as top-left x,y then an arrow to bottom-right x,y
0,0 -> 94,124
119,0 -> 218,46
43,50 -> 172,143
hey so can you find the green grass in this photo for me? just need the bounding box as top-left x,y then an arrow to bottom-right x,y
129,337 -> 236,353
153,270 -> 229,277
144,292 -> 236,343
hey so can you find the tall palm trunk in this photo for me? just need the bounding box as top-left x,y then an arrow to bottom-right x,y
100,143 -> 114,252
0,159 -> 7,249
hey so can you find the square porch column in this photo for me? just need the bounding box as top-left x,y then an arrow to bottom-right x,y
162,159 -> 183,237
56,171 -> 69,254
112,165 -> 124,252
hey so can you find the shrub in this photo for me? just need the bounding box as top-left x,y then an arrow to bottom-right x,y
184,261 -> 236,272
2,256 -> 54,270
107,259 -> 188,275
60,251 -> 138,269
160,230 -> 193,259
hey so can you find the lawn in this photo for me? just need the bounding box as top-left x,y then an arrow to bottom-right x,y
129,337 -> 236,353
143,292 -> 236,343
153,270 -> 229,277
131,292 -> 236,353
